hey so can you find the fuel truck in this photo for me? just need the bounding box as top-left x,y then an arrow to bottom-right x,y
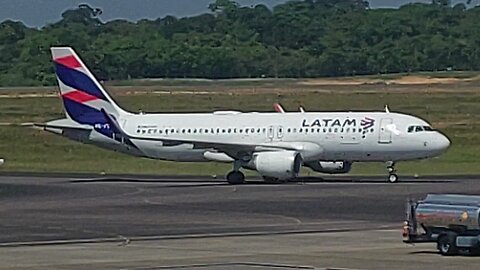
403,194 -> 480,255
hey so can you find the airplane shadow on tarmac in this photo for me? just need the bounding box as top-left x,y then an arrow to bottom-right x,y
292,177 -> 455,184
68,176 -> 454,187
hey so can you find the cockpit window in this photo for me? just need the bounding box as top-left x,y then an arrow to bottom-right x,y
408,125 -> 435,133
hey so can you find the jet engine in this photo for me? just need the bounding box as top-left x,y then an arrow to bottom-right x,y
251,151 -> 302,180
305,161 -> 352,174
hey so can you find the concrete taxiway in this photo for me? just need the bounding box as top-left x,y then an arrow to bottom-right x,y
0,174 -> 480,269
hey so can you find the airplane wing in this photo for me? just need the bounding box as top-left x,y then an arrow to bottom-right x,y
129,134 -> 310,160
34,119 -> 92,132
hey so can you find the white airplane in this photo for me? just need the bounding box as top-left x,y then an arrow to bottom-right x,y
38,47 -> 450,184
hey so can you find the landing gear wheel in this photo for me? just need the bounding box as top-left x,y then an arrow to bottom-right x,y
386,161 -> 398,183
226,171 -> 245,185
388,173 -> 399,183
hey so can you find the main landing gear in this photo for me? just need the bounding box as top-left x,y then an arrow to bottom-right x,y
226,160 -> 245,185
226,171 -> 245,184
386,161 -> 398,183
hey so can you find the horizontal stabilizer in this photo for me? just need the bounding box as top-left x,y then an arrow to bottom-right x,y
34,119 -> 92,131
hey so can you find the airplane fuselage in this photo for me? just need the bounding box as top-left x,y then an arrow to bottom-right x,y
77,111 -> 449,163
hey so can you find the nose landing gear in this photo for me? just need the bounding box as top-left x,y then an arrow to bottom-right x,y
386,161 -> 398,183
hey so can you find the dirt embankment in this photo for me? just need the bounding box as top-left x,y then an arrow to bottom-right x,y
1,74 -> 480,98
300,75 -> 480,86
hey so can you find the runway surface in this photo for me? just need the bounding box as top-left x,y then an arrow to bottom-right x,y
1,174 -> 480,269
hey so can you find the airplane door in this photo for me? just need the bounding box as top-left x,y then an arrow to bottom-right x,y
378,118 -> 392,144
267,125 -> 274,141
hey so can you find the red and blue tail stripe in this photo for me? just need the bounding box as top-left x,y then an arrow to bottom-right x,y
54,61 -> 108,101
51,47 -> 128,139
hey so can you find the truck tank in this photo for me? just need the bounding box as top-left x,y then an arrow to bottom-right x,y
415,194 -> 480,230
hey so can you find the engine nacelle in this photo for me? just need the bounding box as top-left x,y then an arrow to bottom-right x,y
305,161 -> 352,174
252,151 -> 302,180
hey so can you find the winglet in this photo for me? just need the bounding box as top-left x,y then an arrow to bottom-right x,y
273,103 -> 285,113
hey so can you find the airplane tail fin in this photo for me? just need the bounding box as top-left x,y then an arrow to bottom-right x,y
51,47 -> 130,129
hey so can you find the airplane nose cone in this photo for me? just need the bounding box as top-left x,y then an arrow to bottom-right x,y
435,133 -> 451,153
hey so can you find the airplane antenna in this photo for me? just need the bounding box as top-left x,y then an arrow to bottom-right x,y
385,105 -> 390,113
299,106 -> 305,113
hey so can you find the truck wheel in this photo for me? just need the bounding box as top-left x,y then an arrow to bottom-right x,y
437,234 -> 458,256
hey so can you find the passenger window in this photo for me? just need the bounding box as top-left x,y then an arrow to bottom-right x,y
287,128 -> 291,133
